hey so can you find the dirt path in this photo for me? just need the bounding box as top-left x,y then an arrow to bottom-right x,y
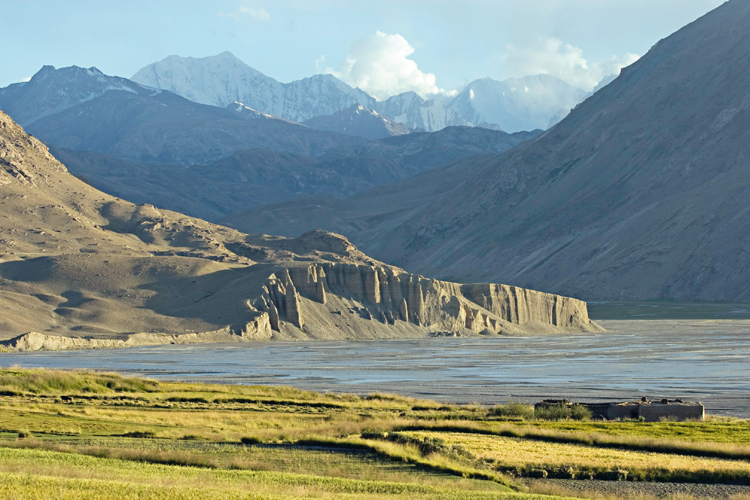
523,478 -> 750,499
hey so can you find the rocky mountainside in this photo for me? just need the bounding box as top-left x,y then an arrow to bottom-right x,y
54,126 -> 540,222
308,126 -> 542,190
547,74 -> 617,128
447,75 -> 588,133
226,101 -> 302,125
0,65 -> 364,166
223,0 -> 750,302
0,110 -> 600,350
303,105 -> 410,141
0,65 -> 141,126
373,92 -> 471,132
131,52 -> 376,122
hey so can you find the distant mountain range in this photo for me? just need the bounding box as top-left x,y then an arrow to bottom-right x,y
1,64 -> 364,166
0,51 -> 601,140
222,0 -> 750,302
130,52 -> 595,133
2,0 -> 744,308
0,62 -> 541,224
132,51 -> 375,123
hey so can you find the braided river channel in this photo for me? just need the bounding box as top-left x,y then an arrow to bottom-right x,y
2,319 -> 748,417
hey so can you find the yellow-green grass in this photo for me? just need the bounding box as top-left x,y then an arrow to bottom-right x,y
403,431 -> 750,482
0,369 -> 522,491
0,437 -> 507,491
1,367 -> 750,492
0,368 -> 481,442
512,419 -> 750,446
0,447 -> 566,500
0,368 -> 454,412
391,422 -> 750,462
2,369 -> 747,445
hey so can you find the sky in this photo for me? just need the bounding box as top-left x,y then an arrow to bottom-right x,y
1,0 -> 725,98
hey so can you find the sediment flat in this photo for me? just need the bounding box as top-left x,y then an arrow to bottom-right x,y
2,319 -> 748,417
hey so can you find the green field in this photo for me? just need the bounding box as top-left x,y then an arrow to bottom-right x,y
0,368 -> 748,499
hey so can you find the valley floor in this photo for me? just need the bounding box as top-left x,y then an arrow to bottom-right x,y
523,478 -> 750,499
3,317 -> 749,417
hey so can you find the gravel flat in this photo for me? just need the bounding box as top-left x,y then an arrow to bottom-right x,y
524,478 -> 750,499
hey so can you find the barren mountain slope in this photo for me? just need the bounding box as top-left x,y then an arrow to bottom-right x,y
53,127 -> 541,222
221,154 -> 501,240
303,105 -> 410,141
224,0 -> 750,302
0,111 -> 600,350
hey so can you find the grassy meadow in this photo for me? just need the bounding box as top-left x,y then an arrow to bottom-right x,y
0,368 -> 748,499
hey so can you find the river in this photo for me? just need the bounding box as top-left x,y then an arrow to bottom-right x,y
1,319 -> 748,417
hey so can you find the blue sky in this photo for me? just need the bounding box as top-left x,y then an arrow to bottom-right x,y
2,0 -> 724,95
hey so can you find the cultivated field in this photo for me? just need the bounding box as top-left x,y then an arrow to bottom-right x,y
403,431 -> 750,482
0,368 -> 748,499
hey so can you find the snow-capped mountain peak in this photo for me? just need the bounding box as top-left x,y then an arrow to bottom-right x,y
131,52 -> 275,110
129,53 -> 594,133
448,74 -> 588,133
132,53 -> 375,123
374,92 -> 470,132
0,65 -> 147,126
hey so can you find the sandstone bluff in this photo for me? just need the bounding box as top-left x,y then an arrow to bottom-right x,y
0,111 -> 601,351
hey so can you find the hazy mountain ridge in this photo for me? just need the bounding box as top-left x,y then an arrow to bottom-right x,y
303,105 -> 411,140
226,101 -> 302,125
447,75 -> 589,133
2,53 -> 598,143
54,126 -> 541,222
547,74 -> 617,128
0,63 -> 542,226
222,0 -> 750,302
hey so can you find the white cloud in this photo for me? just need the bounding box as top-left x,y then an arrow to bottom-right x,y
219,5 -> 270,22
502,38 -> 639,91
323,31 -> 453,101
21,77 -> 31,83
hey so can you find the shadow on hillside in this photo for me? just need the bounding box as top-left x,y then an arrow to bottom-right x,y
136,263 -> 278,331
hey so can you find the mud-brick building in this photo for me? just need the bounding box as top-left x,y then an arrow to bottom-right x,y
536,399 -> 705,422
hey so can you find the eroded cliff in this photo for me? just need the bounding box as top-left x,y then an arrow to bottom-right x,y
253,257 -> 601,340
